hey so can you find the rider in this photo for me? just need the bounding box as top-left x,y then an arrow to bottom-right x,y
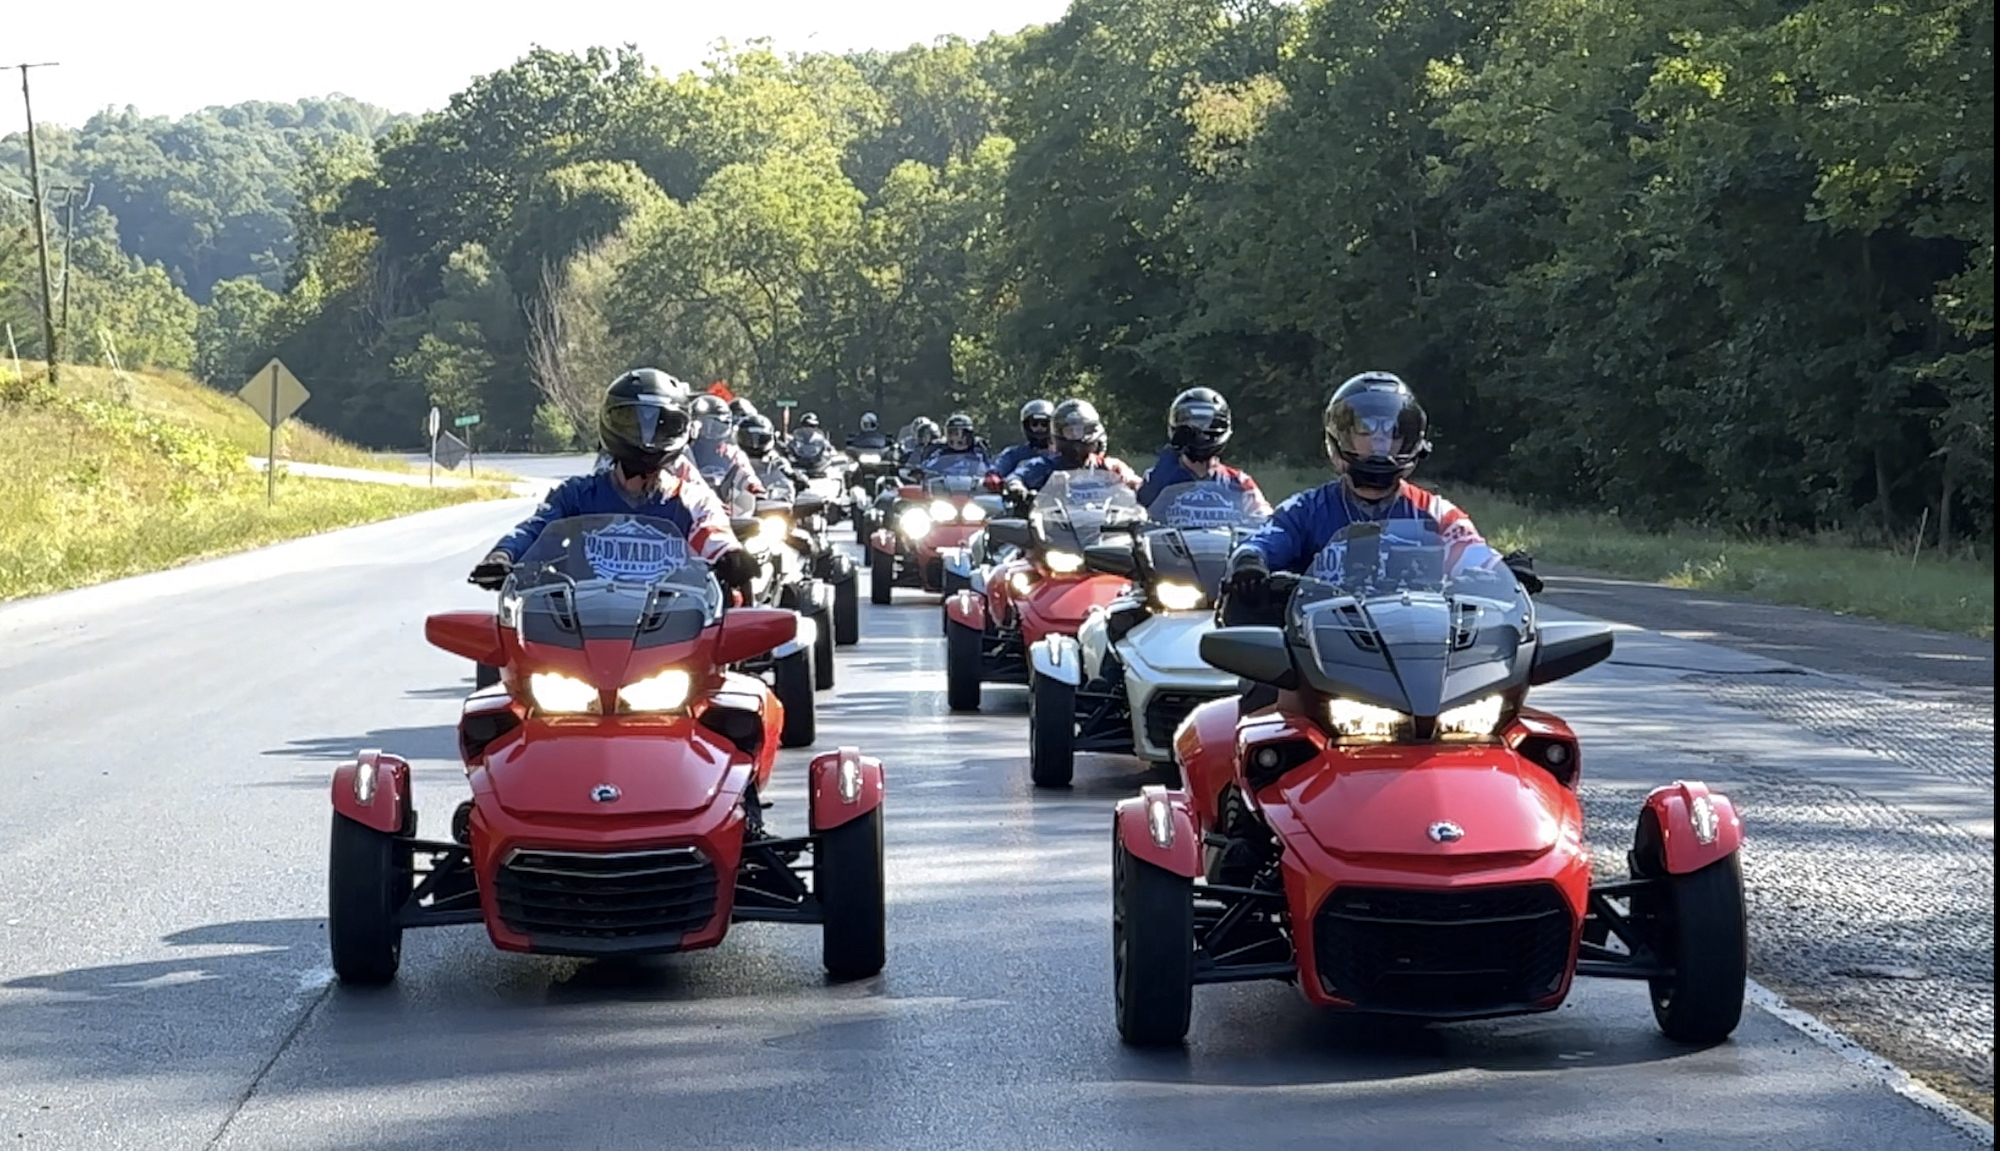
1002,398 -> 1141,507
1135,387 -> 1272,515
469,369 -> 756,599
727,396 -> 759,427
787,411 -> 836,474
898,417 -> 944,479
987,398 -> 1056,487
1220,372 -> 1537,627
847,411 -> 894,454
737,413 -> 804,495
688,393 -> 765,501
916,412 -> 988,473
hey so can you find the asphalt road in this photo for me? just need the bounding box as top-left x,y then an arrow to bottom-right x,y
0,491 -> 1988,1150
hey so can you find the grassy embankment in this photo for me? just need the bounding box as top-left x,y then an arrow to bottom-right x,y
1,363 -> 507,601
1246,462 -> 1994,639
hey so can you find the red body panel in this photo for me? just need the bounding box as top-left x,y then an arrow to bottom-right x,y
1643,780 -> 1744,874
945,590 -> 988,631
1176,696 -> 1247,828
426,612 -> 504,666
1015,572 -> 1126,646
330,750 -> 412,834
481,719 -> 738,819
807,746 -> 886,832
1113,787 -> 1202,878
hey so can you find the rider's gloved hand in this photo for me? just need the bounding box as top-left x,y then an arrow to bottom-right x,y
716,547 -> 760,604
1002,477 -> 1030,509
1503,549 -> 1545,596
1221,547 -> 1270,602
468,551 -> 514,591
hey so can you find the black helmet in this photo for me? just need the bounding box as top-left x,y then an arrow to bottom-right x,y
691,393 -> 733,442
599,369 -> 692,475
1051,398 -> 1106,467
1020,398 -> 1055,446
944,412 -> 976,450
736,413 -> 777,457
1324,372 -> 1430,489
1167,386 -> 1231,461
728,397 -> 758,424
800,411 -> 821,429
913,417 -> 942,446
860,411 -> 880,432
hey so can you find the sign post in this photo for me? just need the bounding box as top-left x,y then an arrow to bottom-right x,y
454,413 -> 481,477
775,398 -> 798,435
427,405 -> 441,486
236,358 -> 309,505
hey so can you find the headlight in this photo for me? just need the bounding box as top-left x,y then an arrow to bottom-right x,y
757,514 -> 789,548
1044,550 -> 1084,574
858,452 -> 881,464
961,501 -> 986,522
529,672 -> 599,714
620,669 -> 692,713
897,507 -> 933,537
1009,570 -> 1035,596
1437,694 -> 1506,738
1153,580 -> 1205,612
1326,698 -> 1408,741
928,499 -> 958,523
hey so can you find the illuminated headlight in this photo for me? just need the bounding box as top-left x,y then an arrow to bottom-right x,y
1044,550 -> 1084,574
619,668 -> 691,713
928,499 -> 958,523
1326,698 -> 1408,741
759,514 -> 789,543
1009,570 -> 1035,596
1154,580 -> 1205,612
897,508 -> 933,538
1437,694 -> 1507,738
858,452 -> 881,464
961,501 -> 987,522
529,672 -> 599,714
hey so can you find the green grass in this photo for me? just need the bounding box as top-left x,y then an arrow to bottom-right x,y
1241,460 -> 1994,639
1,363 -> 506,602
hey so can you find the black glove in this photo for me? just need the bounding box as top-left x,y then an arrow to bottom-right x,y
468,551 -> 514,591
1503,549 -> 1545,596
1221,547 -> 1270,600
716,547 -> 760,602
1002,477 -> 1030,510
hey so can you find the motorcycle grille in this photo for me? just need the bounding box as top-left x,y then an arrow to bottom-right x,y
1313,884 -> 1573,1014
495,847 -> 718,947
1144,691 -> 1235,750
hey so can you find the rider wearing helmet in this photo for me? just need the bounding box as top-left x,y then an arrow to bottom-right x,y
917,412 -> 988,473
1221,372 -> 1535,626
471,369 -> 754,598
847,410 -> 892,453
1135,387 -> 1272,514
737,413 -> 804,493
689,393 -> 765,501
727,396 -> 759,426
787,410 -> 835,473
987,398 -> 1056,487
1002,398 -> 1140,505
898,417 -> 944,478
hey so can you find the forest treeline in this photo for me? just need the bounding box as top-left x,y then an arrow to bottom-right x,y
1,0 -> 1990,545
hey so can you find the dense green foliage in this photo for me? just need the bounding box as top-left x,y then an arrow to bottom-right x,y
4,5 -> 1990,547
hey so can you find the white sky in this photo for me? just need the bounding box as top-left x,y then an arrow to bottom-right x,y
8,0 -> 1074,129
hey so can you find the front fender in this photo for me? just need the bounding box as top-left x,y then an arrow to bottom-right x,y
809,745 -> 885,831
946,589 -> 989,631
869,528 -> 899,556
1029,633 -> 1083,686
772,610 -> 820,660
331,749 -> 412,834
1641,780 -> 1744,875
1114,785 -> 1201,878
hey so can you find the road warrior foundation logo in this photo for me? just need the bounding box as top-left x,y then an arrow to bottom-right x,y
583,520 -> 689,580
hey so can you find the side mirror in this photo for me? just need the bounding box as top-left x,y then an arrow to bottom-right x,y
426,611 -> 504,665
1199,627 -> 1295,686
1529,621 -> 1614,686
1083,542 -> 1136,577
795,492 -> 824,515
987,518 -> 1032,550
715,607 -> 797,666
729,515 -> 760,538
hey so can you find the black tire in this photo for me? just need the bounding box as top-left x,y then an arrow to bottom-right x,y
833,571 -> 860,646
328,813 -> 407,985
473,663 -> 500,690
818,806 -> 887,980
1029,670 -> 1078,789
775,647 -> 817,748
946,618 -> 983,712
1649,852 -> 1748,1043
855,514 -> 870,549
870,548 -> 895,605
812,607 -> 837,691
1114,823 -> 1194,1046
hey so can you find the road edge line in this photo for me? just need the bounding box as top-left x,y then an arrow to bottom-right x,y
1747,979 -> 1994,1145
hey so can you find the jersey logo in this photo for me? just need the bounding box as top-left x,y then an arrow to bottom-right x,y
583,520 -> 689,580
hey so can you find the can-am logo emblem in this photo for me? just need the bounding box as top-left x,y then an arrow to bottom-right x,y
591,784 -> 622,803
582,520 -> 687,580
1428,821 -> 1465,843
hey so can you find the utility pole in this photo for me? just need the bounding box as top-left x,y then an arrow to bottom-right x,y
52,183 -> 92,339
11,62 -> 61,386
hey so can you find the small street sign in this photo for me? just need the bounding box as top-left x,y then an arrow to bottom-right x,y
775,399 -> 798,408
454,413 -> 482,428
434,431 -> 469,471
427,406 -> 442,439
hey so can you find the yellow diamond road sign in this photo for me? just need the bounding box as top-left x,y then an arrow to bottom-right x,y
238,358 -> 310,428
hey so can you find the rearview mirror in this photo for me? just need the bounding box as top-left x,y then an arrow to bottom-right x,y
1199,627 -> 1296,687
1529,621 -> 1614,686
426,611 -> 504,666
987,518 -> 1031,550
716,607 -> 797,666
